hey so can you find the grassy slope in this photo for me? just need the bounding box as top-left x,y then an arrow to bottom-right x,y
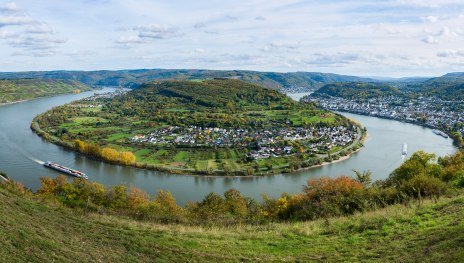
1,186 -> 463,262
0,79 -> 90,104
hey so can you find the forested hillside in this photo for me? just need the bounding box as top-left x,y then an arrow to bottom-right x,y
0,79 -> 90,104
0,69 -> 376,91
312,82 -> 402,99
404,73 -> 464,100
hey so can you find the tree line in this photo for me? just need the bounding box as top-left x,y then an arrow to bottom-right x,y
74,139 -> 136,165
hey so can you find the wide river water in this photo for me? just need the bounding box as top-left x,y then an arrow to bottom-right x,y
0,89 -> 457,205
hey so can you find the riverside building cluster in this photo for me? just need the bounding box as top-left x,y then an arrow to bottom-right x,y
303,95 -> 464,138
131,125 -> 358,159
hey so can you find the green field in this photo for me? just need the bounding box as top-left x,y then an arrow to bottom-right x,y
0,184 -> 462,262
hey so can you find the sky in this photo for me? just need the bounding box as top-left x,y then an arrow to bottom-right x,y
1,0 -> 464,77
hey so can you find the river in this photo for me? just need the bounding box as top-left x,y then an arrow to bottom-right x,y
0,89 -> 456,205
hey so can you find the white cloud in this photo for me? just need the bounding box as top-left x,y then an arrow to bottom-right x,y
0,15 -> 35,27
0,2 -> 20,13
422,15 -> 438,23
0,29 -> 16,39
115,24 -> 182,46
395,0 -> 464,8
421,35 -> 439,44
134,24 -> 181,39
305,52 -> 361,66
0,3 -> 65,56
25,24 -> 53,34
438,26 -> 458,37
437,49 -> 464,57
2,0 -> 464,75
115,35 -> 145,45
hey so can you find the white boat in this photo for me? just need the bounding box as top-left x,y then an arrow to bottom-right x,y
402,143 -> 407,156
432,129 -> 449,139
43,161 -> 88,179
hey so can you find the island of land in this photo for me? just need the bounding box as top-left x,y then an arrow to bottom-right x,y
32,79 -> 365,176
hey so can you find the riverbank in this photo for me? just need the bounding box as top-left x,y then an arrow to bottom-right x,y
0,99 -> 30,107
31,112 -> 366,177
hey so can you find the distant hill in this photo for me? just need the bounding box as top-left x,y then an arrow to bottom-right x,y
137,78 -> 289,109
403,72 -> 464,100
0,69 -> 377,91
0,79 -> 89,104
311,82 -> 402,100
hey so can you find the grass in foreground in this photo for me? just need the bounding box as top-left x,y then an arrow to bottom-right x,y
0,185 -> 463,262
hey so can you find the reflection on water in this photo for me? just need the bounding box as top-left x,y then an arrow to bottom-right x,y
0,89 -> 457,205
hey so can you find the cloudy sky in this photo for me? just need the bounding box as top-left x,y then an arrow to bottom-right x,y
1,0 -> 464,77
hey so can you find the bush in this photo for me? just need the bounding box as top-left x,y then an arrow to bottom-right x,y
1,180 -> 28,196
149,190 -> 185,223
285,177 -> 366,220
453,171 -> 464,188
399,175 -> 448,199
439,151 -> 464,182
389,151 -> 440,183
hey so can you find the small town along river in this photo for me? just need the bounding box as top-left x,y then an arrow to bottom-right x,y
0,89 -> 456,205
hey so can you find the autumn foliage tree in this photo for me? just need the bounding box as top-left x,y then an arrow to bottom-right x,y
74,140 -> 136,166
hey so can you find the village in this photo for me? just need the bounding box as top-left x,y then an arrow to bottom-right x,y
303,95 -> 464,139
82,88 -> 128,102
131,125 -> 358,159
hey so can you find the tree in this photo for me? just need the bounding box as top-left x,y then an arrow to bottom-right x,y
74,139 -> 86,153
127,186 -> 150,210
353,170 -> 372,187
224,189 -> 248,218
101,147 -> 120,162
106,185 -> 128,209
120,151 -> 136,165
152,190 -> 185,223
389,151 -> 439,183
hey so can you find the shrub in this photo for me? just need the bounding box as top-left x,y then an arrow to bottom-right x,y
127,186 -> 150,210
285,177 -> 365,220
1,180 -> 28,196
399,175 -> 448,199
105,185 -> 128,209
389,151 -> 439,183
187,193 -> 227,224
453,171 -> 464,188
224,189 -> 248,219
149,190 -> 185,223
439,151 -> 464,182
